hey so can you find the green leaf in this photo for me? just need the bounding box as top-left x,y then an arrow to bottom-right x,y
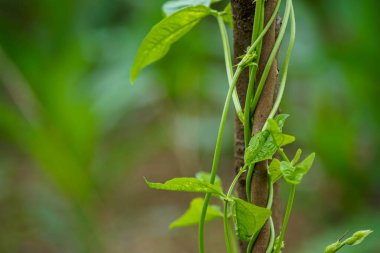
268,158 -> 281,183
130,6 -> 210,83
221,3 -> 233,28
274,114 -> 290,130
291,148 -> 302,165
162,0 -> 211,16
169,197 -> 223,229
296,152 -> 316,173
280,153 -> 315,185
280,161 -> 301,184
195,171 -> 223,192
267,118 -> 295,147
232,198 -> 271,241
267,118 -> 281,133
145,177 -> 223,196
244,130 -> 278,165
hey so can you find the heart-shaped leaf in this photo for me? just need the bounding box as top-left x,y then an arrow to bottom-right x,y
169,197 -> 223,229
232,198 -> 271,241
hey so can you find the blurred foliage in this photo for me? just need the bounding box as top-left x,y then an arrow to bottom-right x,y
0,0 -> 379,252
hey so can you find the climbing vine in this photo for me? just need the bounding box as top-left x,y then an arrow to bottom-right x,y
130,0 -> 371,252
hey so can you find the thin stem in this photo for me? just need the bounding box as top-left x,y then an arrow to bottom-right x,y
223,166 -> 247,253
264,1 -> 296,127
217,14 -> 244,123
227,166 -> 247,197
246,231 -> 260,253
266,217 -> 275,253
199,67 -> 243,253
246,172 -> 275,252
223,200 -> 233,253
245,0 -> 285,203
274,184 -> 296,253
245,0 -> 282,62
278,148 -> 290,163
244,0 -> 281,204
265,179 -> 275,253
244,0 -> 264,147
250,0 -> 292,113
228,219 -> 239,253
245,163 -> 255,201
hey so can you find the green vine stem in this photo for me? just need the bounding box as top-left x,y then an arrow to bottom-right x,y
246,173 -> 275,252
244,0 -> 264,147
246,0 -> 291,204
266,217 -> 276,253
216,14 -> 244,123
265,1 -> 296,127
223,166 -> 247,253
223,200 -> 233,253
274,184 -> 296,253
250,0 -> 292,112
244,0 -> 282,203
199,66 -> 243,253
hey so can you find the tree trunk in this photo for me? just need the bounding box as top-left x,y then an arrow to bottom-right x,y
231,0 -> 281,252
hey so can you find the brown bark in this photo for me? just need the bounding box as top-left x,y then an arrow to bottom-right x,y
231,0 -> 281,252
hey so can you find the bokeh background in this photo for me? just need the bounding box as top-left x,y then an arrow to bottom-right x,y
0,0 -> 379,252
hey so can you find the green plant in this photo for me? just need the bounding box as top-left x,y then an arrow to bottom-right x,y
130,0 -> 372,252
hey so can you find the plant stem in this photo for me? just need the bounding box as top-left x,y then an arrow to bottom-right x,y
244,0 -> 264,148
245,0 -> 287,203
245,0 -> 282,63
217,14 -> 244,123
278,148 -> 290,162
274,184 -> 296,253
250,0 -> 292,112
265,179 -> 275,253
199,67 -> 243,253
246,231 -> 260,253
223,200 -> 233,253
227,166 -> 247,197
266,217 -> 275,253
223,166 -> 247,253
246,174 -> 275,252
265,1 -> 296,127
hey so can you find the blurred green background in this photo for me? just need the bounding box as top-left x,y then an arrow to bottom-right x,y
0,0 -> 379,252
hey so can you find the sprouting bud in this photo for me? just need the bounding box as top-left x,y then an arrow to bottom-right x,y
324,241 -> 341,253
343,230 -> 372,246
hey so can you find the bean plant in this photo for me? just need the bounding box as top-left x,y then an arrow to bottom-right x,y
130,0 -> 372,252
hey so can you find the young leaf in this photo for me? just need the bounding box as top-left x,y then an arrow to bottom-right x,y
267,118 -> 295,147
169,197 -> 223,229
291,148 -> 302,165
280,161 -> 302,185
296,152 -> 315,173
232,198 -> 271,241
195,171 -> 223,192
145,177 -> 223,196
268,158 -> 282,183
162,0 -> 211,16
280,153 -> 315,185
274,114 -> 290,130
244,130 -> 278,165
130,6 -> 210,83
